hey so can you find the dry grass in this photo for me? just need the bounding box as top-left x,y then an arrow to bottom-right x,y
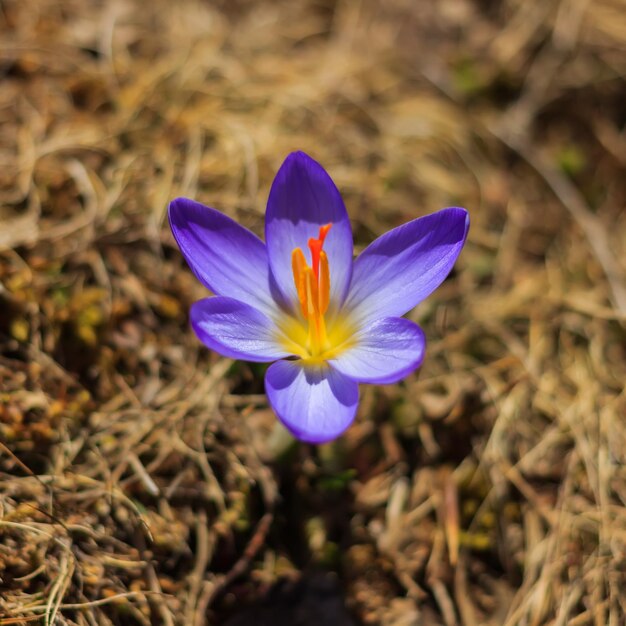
1,0 -> 626,624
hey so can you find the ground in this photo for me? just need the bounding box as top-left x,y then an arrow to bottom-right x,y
1,0 -> 626,624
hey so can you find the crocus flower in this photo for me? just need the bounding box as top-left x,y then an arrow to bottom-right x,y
169,151 -> 468,443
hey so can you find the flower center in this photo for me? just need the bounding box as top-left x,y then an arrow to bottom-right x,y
291,223 -> 332,357
275,223 -> 355,361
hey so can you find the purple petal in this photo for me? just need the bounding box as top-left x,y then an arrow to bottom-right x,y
190,297 -> 290,362
345,208 -> 469,323
169,198 -> 276,315
265,360 -> 358,443
329,317 -> 426,384
265,152 -> 353,311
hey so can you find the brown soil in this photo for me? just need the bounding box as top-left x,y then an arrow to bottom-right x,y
1,0 -> 625,624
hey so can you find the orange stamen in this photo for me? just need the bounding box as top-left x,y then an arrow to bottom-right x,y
291,223 -> 333,356
292,248 -> 308,317
319,250 -> 330,315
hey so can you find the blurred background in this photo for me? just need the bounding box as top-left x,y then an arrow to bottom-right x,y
1,0 -> 625,624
